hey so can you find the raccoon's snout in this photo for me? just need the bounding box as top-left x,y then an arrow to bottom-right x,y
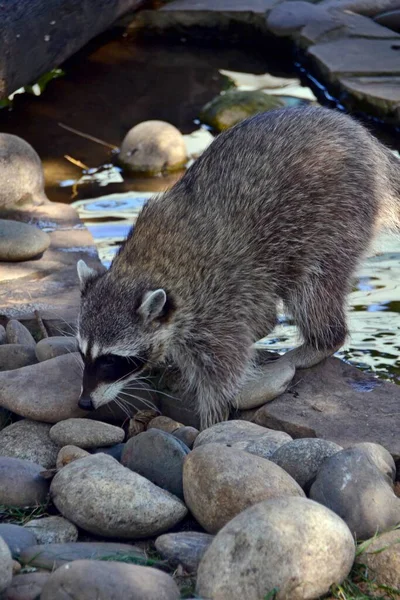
78,395 -> 95,411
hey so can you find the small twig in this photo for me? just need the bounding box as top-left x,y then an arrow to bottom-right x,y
34,310 -> 48,339
58,122 -> 118,150
64,154 -> 89,170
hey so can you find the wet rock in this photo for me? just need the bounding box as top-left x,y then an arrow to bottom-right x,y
1,572 -> 51,600
6,321 -> 36,348
93,443 -> 125,461
356,529 -> 400,588
0,354 -> 86,423
119,121 -> 187,175
122,429 -> 189,498
148,415 -> 183,434
24,516 -> 78,544
194,419 -> 291,453
271,438 -> 342,490
0,525 -> 37,557
172,426 -> 199,449
0,134 -> 48,208
183,443 -> 304,533
40,559 -> 180,600
19,542 -> 146,570
155,532 -> 214,573
0,535 -> 12,593
50,453 -> 187,538
310,446 -> 400,539
249,357 -> 400,457
0,325 -> 6,344
0,221 -> 49,262
0,457 -> 49,507
56,445 -> 90,468
196,497 -> 355,600
50,418 -> 125,449
0,345 -> 37,372
0,420 -> 59,468
35,336 -> 78,361
200,90 -> 284,131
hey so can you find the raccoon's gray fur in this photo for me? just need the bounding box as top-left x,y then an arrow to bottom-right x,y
77,106 -> 400,429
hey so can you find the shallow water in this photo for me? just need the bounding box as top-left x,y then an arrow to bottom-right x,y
1,31 -> 400,380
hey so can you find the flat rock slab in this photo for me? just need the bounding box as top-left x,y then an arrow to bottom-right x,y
0,202 -> 103,336
248,357 -> 400,460
308,38 -> 400,77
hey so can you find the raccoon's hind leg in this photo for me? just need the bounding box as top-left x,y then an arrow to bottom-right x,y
235,276 -> 348,411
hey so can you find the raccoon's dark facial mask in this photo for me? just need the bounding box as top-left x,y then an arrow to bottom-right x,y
78,352 -> 149,410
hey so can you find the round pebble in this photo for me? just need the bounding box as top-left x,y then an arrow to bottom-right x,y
310,446 -> 400,539
35,336 -> 78,362
183,443 -> 304,533
56,445 -> 90,469
0,525 -> 37,557
50,418 -> 124,449
0,420 -> 59,468
122,429 -> 189,498
0,222 -> 50,262
119,120 -> 187,175
155,532 -> 214,573
0,457 -> 49,507
271,438 -> 342,490
0,133 -> 48,208
24,516 -> 78,545
5,321 -> 36,347
40,559 -> 180,600
196,497 -> 355,600
0,345 -> 37,372
50,453 -> 187,538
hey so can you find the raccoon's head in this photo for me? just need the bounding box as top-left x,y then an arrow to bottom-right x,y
76,260 -> 176,411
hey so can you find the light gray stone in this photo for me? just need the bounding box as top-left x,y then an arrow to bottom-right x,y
19,542 -> 146,570
1,572 -> 50,600
50,418 -> 125,449
196,497 -> 355,600
183,443 -> 304,533
271,438 -> 342,490
35,336 -> 78,361
0,354 -> 87,423
121,429 -> 189,498
0,457 -> 49,508
0,345 -> 38,372
0,525 -> 36,558
0,420 -> 59,468
119,121 -> 187,175
0,134 -> 47,209
0,221 -> 49,262
24,516 -> 78,545
0,535 -> 12,593
155,532 -> 214,573
310,447 -> 400,539
50,454 -> 187,538
40,559 -> 180,600
5,321 -> 36,348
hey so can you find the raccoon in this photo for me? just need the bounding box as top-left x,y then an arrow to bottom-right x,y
76,106 -> 400,429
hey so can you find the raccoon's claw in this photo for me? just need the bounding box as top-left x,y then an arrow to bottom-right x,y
235,358 -> 295,411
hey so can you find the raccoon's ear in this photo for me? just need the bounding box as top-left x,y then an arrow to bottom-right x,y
138,289 -> 167,322
77,260 -> 98,291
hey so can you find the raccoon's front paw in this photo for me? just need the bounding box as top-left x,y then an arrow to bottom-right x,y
235,358 -> 295,411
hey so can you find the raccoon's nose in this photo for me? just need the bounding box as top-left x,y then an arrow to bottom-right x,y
78,396 -> 94,411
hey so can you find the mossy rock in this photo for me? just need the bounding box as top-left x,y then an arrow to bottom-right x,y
199,91 -> 285,132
